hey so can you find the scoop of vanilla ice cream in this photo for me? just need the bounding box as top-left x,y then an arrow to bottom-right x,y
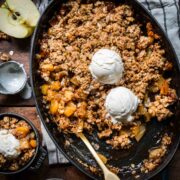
89,49 -> 124,84
105,87 -> 139,123
0,129 -> 20,158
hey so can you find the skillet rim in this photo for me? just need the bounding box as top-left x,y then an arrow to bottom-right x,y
30,0 -> 180,179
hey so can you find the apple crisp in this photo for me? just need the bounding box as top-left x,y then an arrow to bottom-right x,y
0,116 -> 37,171
37,0 -> 177,173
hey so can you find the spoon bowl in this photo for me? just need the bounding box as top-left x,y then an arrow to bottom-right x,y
104,171 -> 120,180
78,132 -> 120,180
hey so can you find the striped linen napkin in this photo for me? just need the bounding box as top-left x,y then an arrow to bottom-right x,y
38,0 -> 180,165
140,0 -> 180,59
41,123 -> 68,164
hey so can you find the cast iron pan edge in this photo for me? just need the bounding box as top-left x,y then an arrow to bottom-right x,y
30,0 -> 180,179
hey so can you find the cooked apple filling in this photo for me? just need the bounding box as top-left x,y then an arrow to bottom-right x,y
37,0 -> 177,173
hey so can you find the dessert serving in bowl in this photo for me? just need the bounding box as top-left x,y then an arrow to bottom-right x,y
30,0 -> 180,179
0,113 -> 40,174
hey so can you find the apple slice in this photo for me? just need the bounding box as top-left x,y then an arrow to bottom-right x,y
0,8 -> 33,38
6,0 -> 40,27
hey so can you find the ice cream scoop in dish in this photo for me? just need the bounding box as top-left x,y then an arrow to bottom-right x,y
89,49 -> 124,84
105,87 -> 140,123
0,129 -> 20,158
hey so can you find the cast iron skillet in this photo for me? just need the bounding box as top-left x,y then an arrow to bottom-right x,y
30,0 -> 180,179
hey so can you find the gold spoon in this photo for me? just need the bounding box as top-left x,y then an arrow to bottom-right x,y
78,132 -> 120,180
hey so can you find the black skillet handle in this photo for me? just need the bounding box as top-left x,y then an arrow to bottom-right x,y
29,146 -> 47,171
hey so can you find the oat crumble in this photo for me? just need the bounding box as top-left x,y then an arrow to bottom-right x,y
0,31 -> 9,41
0,52 -> 10,61
36,0 -> 176,174
0,116 -> 37,171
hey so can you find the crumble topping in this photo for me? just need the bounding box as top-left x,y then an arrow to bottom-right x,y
37,0 -> 176,174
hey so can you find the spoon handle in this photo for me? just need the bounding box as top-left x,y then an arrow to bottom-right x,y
78,133 -> 111,174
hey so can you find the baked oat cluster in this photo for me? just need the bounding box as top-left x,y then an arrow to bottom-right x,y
0,31 -> 9,41
0,31 -> 10,62
37,0 -> 176,169
0,52 -> 10,61
0,116 -> 37,171
141,134 -> 172,173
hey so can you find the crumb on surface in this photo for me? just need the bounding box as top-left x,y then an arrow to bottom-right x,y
0,31 -> 9,40
0,52 -> 10,61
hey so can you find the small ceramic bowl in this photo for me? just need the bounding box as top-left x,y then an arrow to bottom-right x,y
0,61 -> 27,95
0,113 -> 47,175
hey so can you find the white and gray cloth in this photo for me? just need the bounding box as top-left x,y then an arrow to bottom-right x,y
41,123 -> 68,164
37,0 -> 180,165
140,0 -> 180,59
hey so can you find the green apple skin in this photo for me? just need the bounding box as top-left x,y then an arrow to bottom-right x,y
0,7 -> 33,38
6,0 -> 40,27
